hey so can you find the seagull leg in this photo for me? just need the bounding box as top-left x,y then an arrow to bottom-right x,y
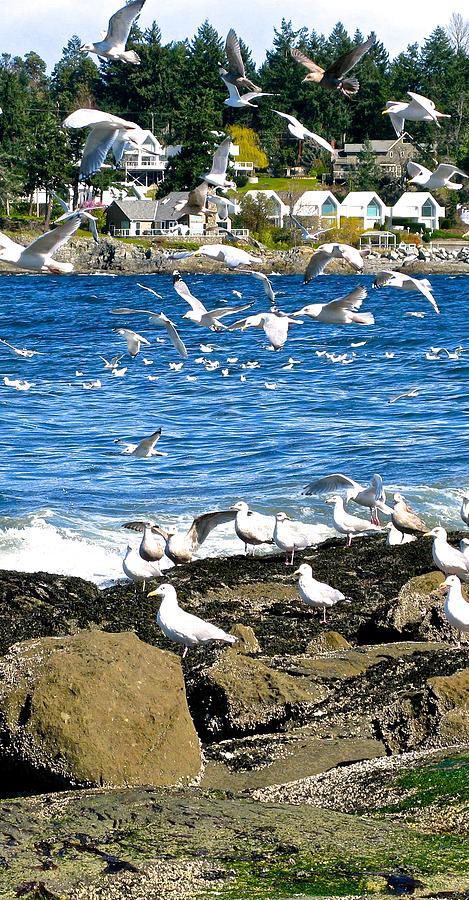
322,607 -> 327,624
182,646 -> 188,659
347,534 -> 352,548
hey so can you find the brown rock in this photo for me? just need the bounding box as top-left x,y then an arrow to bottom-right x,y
306,631 -> 352,654
0,630 -> 201,791
230,623 -> 261,653
428,668 -> 469,745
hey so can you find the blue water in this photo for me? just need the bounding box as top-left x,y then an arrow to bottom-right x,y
0,270 -> 467,583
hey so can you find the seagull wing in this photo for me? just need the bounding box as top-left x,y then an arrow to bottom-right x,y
228,313 -> 264,331
207,136 -> 231,177
25,213 -> 83,257
172,277 -> 206,315
104,0 -> 146,46
187,182 -> 209,213
0,232 -> 24,251
325,285 -> 367,312
290,47 -> 324,77
388,110 -> 405,136
306,130 -> 335,154
373,270 -> 397,288
303,473 -> 363,496
122,520 -> 152,533
434,163 -> 468,179
79,125 -> 121,179
51,190 -> 70,214
263,315 -> 289,348
304,249 -> 332,283
407,160 -> 432,180
187,509 -> 237,549
209,302 -> 253,319
272,109 -> 300,128
62,109 -> 135,129
237,269 -> 275,303
407,91 -> 436,113
412,278 -> 440,314
147,312 -> 188,359
221,76 -> 242,103
326,37 -> 374,78
133,428 -> 163,456
225,28 -> 246,78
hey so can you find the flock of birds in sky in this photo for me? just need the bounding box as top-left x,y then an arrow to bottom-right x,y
0,0 -> 468,656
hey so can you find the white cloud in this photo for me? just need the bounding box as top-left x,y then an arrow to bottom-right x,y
1,0 -> 453,69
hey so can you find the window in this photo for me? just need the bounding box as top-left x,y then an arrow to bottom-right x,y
422,200 -> 434,217
367,200 -> 380,218
321,199 -> 336,215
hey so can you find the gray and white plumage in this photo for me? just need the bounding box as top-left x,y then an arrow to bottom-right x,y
273,511 -> 323,565
391,493 -> 427,537
441,576 -> 469,642
304,243 -> 364,283
220,72 -> 273,109
290,38 -> 374,97
461,495 -> 469,527
236,269 -> 276,304
407,161 -> 468,191
386,522 -> 416,546
0,337 -> 44,358
272,110 -> 335,155
195,244 -> 260,269
305,473 -> 391,522
112,286 -> 188,358
63,108 -> 151,180
293,285 -> 374,326
115,427 -> 166,458
231,501 -> 275,552
202,136 -> 236,189
153,509 -> 238,564
373,271 -> 439,315
51,190 -> 100,243
122,520 -> 166,561
172,271 -> 252,331
294,563 -> 347,623
122,544 -> 162,588
426,526 -> 469,581
149,583 -> 236,657
80,0 -> 145,65
459,538 -> 469,562
229,310 -> 302,351
383,92 -> 450,137
112,327 -> 150,357
325,495 -> 383,545
224,29 -> 261,92
0,213 -> 84,274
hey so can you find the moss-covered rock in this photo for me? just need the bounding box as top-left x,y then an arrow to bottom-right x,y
0,631 -> 201,791
306,631 -> 352,654
428,668 -> 469,745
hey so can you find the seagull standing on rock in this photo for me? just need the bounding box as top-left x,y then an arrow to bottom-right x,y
122,544 -> 162,592
439,576 -> 469,646
148,584 -> 237,658
425,527 -> 469,581
153,509 -> 237,564
460,495 -> 469,527
231,501 -> 275,553
294,563 -> 348,623
273,512 -> 324,565
325,496 -> 383,546
123,520 -> 166,562
391,493 -> 428,538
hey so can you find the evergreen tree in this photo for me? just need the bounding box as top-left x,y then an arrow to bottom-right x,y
50,37 -> 99,114
349,138 -> 381,191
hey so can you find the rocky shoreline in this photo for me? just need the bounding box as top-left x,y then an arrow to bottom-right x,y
0,534 -> 468,898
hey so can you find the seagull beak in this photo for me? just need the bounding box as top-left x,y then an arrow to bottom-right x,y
423,531 -> 434,538
381,109 -> 390,115
292,568 -> 302,576
147,588 -> 160,598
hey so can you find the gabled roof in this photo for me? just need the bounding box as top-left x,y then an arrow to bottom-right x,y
244,189 -> 289,208
341,134 -> 414,155
108,199 -> 158,221
392,192 -> 445,214
342,192 -> 386,206
156,191 -> 192,220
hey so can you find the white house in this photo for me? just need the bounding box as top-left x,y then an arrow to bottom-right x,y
123,131 -> 181,187
292,190 -> 340,226
391,192 -> 445,231
340,191 -> 391,228
243,190 -> 290,227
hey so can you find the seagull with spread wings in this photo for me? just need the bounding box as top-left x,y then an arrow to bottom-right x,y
383,92 -> 450,137
373,271 -> 440,314
272,110 -> 335,155
236,269 -> 276,304
229,309 -> 302,351
290,36 -> 374,97
112,327 -> 150,357
0,212 -> 84,274
112,284 -> 188,358
80,0 -> 146,65
150,509 -> 238,564
220,72 -> 273,109
172,271 -> 252,331
224,29 -> 261,92
293,285 -> 374,325
63,108 -> 153,180
304,243 -> 364,282
0,337 -> 45,358
304,473 -> 391,524
115,427 -> 167,458
51,190 -> 100,243
407,160 -> 468,190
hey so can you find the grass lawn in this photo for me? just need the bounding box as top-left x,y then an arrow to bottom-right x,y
237,175 -> 322,194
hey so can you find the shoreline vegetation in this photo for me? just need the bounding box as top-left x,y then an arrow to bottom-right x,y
0,532 -> 468,898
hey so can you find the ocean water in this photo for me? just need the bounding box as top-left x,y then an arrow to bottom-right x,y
0,270 -> 467,585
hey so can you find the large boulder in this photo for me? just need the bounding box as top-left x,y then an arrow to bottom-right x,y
0,630 -> 201,791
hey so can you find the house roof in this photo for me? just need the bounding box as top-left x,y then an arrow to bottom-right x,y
244,189 -> 288,208
342,135 -> 414,155
342,192 -> 386,206
392,192 -> 445,214
295,190 -> 338,204
108,199 -> 158,221
156,191 -> 192,220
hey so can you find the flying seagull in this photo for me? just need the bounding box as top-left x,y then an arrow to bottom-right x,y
173,271 -> 252,331
51,190 -> 100,243
148,583 -> 236,657
80,0 -> 146,65
115,427 -> 166,458
0,337 -> 44,358
407,160 -> 468,190
304,243 -> 364,282
202,136 -> 236,189
373,271 -> 439,314
229,309 -> 302,350
224,29 -> 261,92
112,327 -> 150,357
112,285 -> 188,358
0,213 -> 84,274
220,72 -> 273,109
383,92 -> 450,137
305,473 -> 391,524
151,509 -> 238,564
196,243 -> 260,269
236,269 -> 276,304
63,108 -> 154,180
293,285 -> 374,325
272,110 -> 335,155
290,37 -> 375,97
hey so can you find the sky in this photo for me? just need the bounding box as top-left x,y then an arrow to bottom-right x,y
2,0 -> 454,69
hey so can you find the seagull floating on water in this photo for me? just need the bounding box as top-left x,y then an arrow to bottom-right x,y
293,285 -> 374,326
294,563 -> 348,623
148,583 -> 236,658
80,0 -> 146,65
115,427 -> 167,458
290,37 -> 374,97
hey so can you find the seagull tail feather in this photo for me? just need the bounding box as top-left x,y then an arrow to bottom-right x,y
352,312 -> 375,325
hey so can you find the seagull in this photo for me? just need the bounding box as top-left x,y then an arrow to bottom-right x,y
231,501 -> 275,553
386,522 -> 416,546
293,285 -> 374,326
148,583 -> 236,658
407,161 -> 468,190
425,526 -> 469,581
460,539 -> 469,562
290,37 -> 374,97
294,563 -> 347,623
325,496 -> 383,546
373,271 -> 439,314
152,509 -> 238,564
112,327 -> 150,357
304,474 -> 391,524
272,110 -> 335,155
202,136 -> 236,189
224,28 -> 261,92
383,92 -> 450,137
220,73 -> 272,109
122,520 -> 166,561
391,493 -> 428,538
99,354 -> 123,369
63,109 -> 153,180
51,190 -> 100,243
439,575 -> 469,646
114,427 -> 166,458
80,0 -> 146,65
195,244 -> 261,269
236,269 -> 276,304
0,337 -> 44,358
461,495 -> 469,527
289,217 -> 333,242
172,271 -> 251,330
3,376 -> 34,391
0,213 -> 84,273
388,387 -> 420,404
304,244 -> 364,282
112,285 -> 188,358
273,511 -> 323,565
122,544 -> 161,592
82,379 -> 101,389
229,310 -> 302,351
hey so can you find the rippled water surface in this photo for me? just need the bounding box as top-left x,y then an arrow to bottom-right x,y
0,270 -> 467,582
